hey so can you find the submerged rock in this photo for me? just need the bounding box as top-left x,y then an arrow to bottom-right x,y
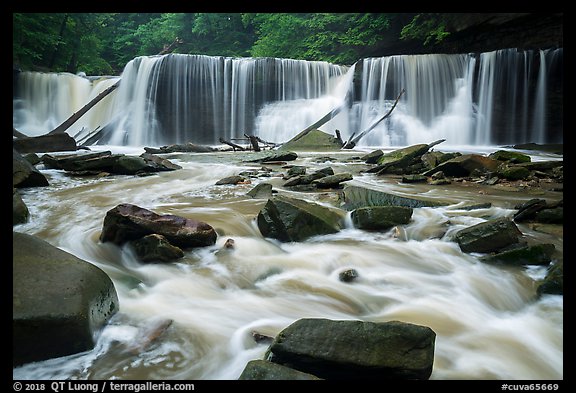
265,318 -> 436,380
13,232 -> 119,366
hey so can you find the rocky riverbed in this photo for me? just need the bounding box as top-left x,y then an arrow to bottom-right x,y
13,139 -> 563,380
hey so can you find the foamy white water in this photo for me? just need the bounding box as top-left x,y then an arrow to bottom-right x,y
13,147 -> 562,380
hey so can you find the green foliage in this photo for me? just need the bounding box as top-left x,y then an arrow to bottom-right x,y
14,13 -> 438,74
400,14 -> 450,45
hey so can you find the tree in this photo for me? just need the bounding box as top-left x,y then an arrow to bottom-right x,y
400,13 -> 451,46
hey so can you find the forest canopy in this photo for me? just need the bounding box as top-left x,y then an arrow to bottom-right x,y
13,13 -> 448,75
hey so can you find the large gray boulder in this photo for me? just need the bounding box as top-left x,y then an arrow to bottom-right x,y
100,204 -> 217,249
265,318 -> 436,380
343,185 -> 446,210
13,232 -> 119,366
257,195 -> 344,242
351,206 -> 413,230
13,148 -> 49,188
454,217 -> 523,253
239,359 -> 322,380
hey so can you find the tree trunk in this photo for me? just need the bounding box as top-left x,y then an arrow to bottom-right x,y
285,87 -> 353,144
343,89 -> 405,149
244,134 -> 261,152
48,80 -> 120,135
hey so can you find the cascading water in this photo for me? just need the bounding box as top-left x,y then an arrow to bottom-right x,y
105,54 -> 348,146
12,48 -> 562,147
352,48 -> 563,147
12,71 -> 119,138
12,48 -> 563,381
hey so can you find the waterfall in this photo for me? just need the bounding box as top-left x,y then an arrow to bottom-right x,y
354,48 -> 563,147
105,54 -> 348,146
12,72 -> 119,138
13,48 -> 562,147
352,54 -> 474,146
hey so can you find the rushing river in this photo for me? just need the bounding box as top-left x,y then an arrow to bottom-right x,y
13,145 -> 563,380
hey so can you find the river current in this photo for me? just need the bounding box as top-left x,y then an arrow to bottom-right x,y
13,145 -> 563,380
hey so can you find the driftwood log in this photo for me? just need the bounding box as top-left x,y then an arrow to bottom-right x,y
343,89 -> 405,149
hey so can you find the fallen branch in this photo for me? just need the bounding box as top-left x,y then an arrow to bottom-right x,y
244,133 -> 261,152
219,137 -> 245,151
343,88 -> 405,149
47,80 -> 120,135
285,81 -> 354,144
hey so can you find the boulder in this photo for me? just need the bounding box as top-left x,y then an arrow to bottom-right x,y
312,173 -> 353,188
13,232 -> 119,366
257,195 -> 344,242
285,167 -> 334,187
246,151 -> 298,163
401,174 -> 428,183
42,150 -> 113,170
247,183 -> 273,199
112,155 -> 148,175
215,175 -> 246,185
537,261 -> 563,296
454,217 -> 523,253
13,149 -> 49,188
54,153 -> 124,172
479,243 -> 555,265
13,188 -> 29,225
488,150 -> 531,163
285,166 -> 307,178
239,360 -> 322,380
513,199 -> 548,222
13,132 -> 77,154
265,318 -> 436,380
351,206 -> 413,230
361,149 -> 384,164
422,154 -> 501,177
143,143 -> 216,154
534,207 -> 563,224
421,151 -> 461,170
139,153 -> 182,171
338,269 -> 359,283
496,164 -> 531,180
342,185 -> 446,210
278,129 -> 343,152
23,153 -> 41,166
100,203 -> 217,248
131,234 -> 185,263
